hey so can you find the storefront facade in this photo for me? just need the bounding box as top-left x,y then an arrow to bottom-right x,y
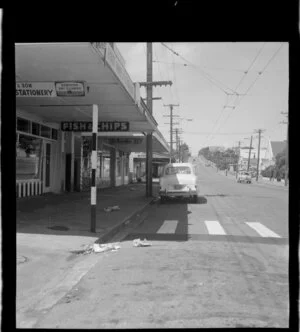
15,42 -> 169,198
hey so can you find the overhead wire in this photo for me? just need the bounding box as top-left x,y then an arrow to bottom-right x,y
233,42 -> 266,93
212,42 -> 284,137
204,94 -> 229,145
160,42 -> 236,96
171,43 -> 180,104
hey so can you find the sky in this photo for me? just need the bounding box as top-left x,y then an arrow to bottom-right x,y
117,42 -> 288,156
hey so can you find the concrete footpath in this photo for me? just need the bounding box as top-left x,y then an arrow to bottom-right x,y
16,183 -> 159,328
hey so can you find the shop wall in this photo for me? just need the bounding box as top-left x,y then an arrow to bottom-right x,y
16,108 -> 62,196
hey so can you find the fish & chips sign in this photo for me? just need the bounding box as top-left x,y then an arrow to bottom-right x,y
61,121 -> 129,132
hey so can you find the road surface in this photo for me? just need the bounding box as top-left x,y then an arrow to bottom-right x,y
31,159 -> 289,328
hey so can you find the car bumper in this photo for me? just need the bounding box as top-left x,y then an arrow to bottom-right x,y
238,179 -> 251,182
160,190 -> 197,197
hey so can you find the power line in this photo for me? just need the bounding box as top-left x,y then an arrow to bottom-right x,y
234,42 -> 266,92
171,43 -> 180,104
213,43 -> 285,134
160,42 -> 237,96
204,94 -> 229,144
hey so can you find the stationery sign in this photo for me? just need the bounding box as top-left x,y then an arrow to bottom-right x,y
55,81 -> 85,97
16,81 -> 85,97
16,82 -> 57,97
61,121 -> 129,132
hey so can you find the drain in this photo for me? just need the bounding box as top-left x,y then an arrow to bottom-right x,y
48,225 -> 69,231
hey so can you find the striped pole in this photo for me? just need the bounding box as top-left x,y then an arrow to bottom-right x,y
91,104 -> 98,233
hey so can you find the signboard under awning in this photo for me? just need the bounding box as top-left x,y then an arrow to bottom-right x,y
61,121 -> 129,132
16,81 -> 85,97
109,138 -> 143,144
16,82 -> 57,97
55,81 -> 85,97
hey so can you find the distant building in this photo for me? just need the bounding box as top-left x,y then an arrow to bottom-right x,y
239,139 -> 286,172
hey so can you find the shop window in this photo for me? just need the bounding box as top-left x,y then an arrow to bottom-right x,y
125,157 -> 129,176
17,117 -> 30,133
117,157 -> 121,176
51,128 -> 58,140
32,122 -> 41,136
103,157 -> 110,178
41,125 -> 51,138
16,134 -> 42,180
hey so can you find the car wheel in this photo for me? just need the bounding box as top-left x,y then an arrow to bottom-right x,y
160,196 -> 165,204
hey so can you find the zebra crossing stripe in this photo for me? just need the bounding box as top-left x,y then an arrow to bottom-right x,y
204,220 -> 226,235
245,222 -> 281,238
157,220 -> 179,234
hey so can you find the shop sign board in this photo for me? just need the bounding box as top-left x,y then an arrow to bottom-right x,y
109,138 -> 143,145
105,43 -> 135,100
61,121 -> 129,132
55,81 -> 85,97
16,82 -> 57,97
16,81 -> 85,97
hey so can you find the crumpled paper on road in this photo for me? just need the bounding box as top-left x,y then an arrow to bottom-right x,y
104,205 -> 120,212
74,242 -> 121,255
93,243 -> 121,253
133,238 -> 152,247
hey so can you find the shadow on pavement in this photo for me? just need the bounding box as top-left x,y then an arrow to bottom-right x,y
16,184 -> 158,239
122,195 -> 207,243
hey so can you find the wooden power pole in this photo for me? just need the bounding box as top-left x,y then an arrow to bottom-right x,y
254,129 -> 265,181
281,111 -> 288,186
247,135 -> 253,171
163,104 -> 179,162
144,43 -> 172,197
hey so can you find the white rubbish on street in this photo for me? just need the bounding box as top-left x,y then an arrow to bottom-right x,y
93,243 -> 121,253
104,205 -> 120,212
75,242 -> 121,255
133,238 -> 152,247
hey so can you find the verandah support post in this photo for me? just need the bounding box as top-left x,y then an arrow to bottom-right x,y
91,104 -> 98,233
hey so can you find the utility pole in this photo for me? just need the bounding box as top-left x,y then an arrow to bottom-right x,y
163,104 -> 179,162
146,42 -> 153,197
144,43 -> 172,197
247,135 -> 253,171
254,129 -> 265,181
236,141 -> 241,178
175,128 -> 179,160
280,112 -> 288,186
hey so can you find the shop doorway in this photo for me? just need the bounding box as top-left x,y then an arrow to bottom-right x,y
65,153 -> 72,192
43,142 -> 52,193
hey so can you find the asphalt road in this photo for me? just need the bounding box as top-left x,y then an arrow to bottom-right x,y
33,159 -> 289,328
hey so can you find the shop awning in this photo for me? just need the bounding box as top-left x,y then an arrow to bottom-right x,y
15,42 -> 169,153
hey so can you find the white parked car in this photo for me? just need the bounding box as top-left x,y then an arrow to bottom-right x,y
237,171 -> 252,183
159,163 -> 198,203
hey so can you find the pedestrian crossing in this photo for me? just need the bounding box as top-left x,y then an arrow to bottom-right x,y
155,219 -> 282,238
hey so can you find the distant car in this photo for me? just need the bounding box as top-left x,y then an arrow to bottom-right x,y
159,163 -> 198,203
237,171 -> 252,183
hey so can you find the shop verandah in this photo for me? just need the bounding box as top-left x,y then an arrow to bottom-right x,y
15,42 -> 169,198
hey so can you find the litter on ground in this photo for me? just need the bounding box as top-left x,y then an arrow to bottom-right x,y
133,238 -> 152,247
73,242 -> 121,255
93,243 -> 121,253
104,205 -> 120,212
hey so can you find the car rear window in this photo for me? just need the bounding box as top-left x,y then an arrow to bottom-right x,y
165,166 -> 191,175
